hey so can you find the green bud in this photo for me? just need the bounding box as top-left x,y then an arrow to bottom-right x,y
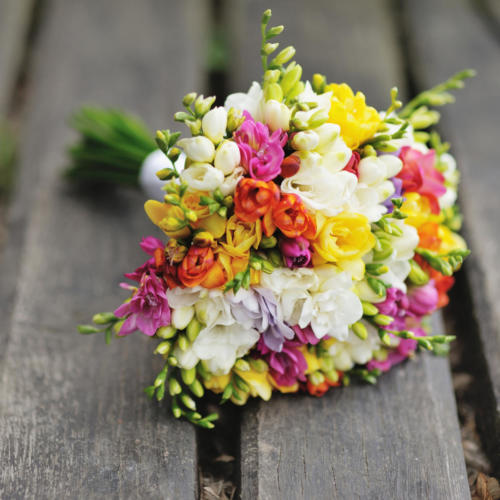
365,263 -> 389,276
286,81 -> 305,102
174,111 -> 194,123
352,321 -> 368,340
264,69 -> 281,83
260,235 -> 277,249
171,397 -> 183,419
217,205 -> 228,218
221,383 -> 233,402
154,341 -> 172,356
154,370 -> 167,388
168,356 -> 178,367
197,419 -> 215,429
319,356 -> 335,373
156,383 -> 165,401
307,108 -> 329,128
181,393 -> 197,411
266,25 -> 284,38
92,312 -> 116,325
271,46 -> 295,66
182,92 -> 197,107
186,318 -> 202,342
249,358 -> 268,373
189,379 -> 204,398
378,329 -> 392,346
264,82 -> 283,102
309,371 -> 325,386
187,119 -> 202,135
280,63 -> 302,96
156,168 -> 177,181
250,260 -> 262,271
367,276 -> 387,298
227,107 -> 245,133
194,95 -> 216,116
261,9 -> 272,25
235,359 -> 250,372
418,338 -> 433,351
268,249 -> 283,267
362,301 -> 379,316
167,147 -> 181,163
181,367 -> 196,386
177,334 -> 189,351
156,325 -> 177,339
261,260 -> 275,273
408,259 -> 429,285
164,193 -> 180,205
184,210 -> 198,223
262,42 -> 279,56
113,320 -> 125,334
374,314 -> 394,326
312,73 -> 326,94
168,377 -> 182,396
234,375 -> 250,393
78,325 -> 100,334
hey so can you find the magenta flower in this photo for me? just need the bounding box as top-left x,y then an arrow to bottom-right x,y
375,287 -> 410,331
233,111 -> 287,181
258,338 -> 307,387
125,236 -> 164,282
407,281 -> 439,316
114,272 -> 170,336
279,236 -> 312,268
292,325 -> 321,345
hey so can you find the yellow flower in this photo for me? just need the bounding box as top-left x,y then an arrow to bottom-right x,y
217,249 -> 261,286
203,373 -> 231,393
312,212 -> 375,279
300,346 -> 321,374
182,190 -> 226,238
220,215 -> 262,258
401,192 -> 442,229
234,368 -> 273,401
144,200 -> 190,239
269,377 -> 299,394
438,224 -> 467,253
325,83 -> 382,149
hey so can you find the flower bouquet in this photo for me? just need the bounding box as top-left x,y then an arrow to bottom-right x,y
75,10 -> 473,428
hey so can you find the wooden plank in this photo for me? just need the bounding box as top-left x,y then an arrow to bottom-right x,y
0,0 -> 209,497
0,0 -> 35,114
228,1 -> 469,498
403,0 -> 500,471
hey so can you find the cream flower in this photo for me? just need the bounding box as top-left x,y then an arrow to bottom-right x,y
261,265 -> 362,340
214,140 -> 240,175
262,99 -> 291,131
224,81 -> 264,121
202,107 -> 227,144
180,163 -> 224,191
177,136 -> 215,163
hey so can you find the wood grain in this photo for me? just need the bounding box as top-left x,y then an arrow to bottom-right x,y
403,0 -> 500,471
0,0 -> 35,114
0,0 -> 208,497
230,1 -> 469,498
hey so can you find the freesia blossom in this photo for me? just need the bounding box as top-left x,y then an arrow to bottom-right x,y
262,99 -> 291,131
233,177 -> 280,224
180,163 -> 224,191
177,136 -> 215,163
115,273 -> 170,336
261,265 -> 363,340
233,111 -> 287,181
224,81 -> 264,121
214,140 -> 241,175
280,236 -> 312,268
202,107 -> 227,144
407,281 -> 438,316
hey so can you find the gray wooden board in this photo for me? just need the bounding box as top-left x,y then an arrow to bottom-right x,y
0,0 -> 35,114
0,0 -> 209,498
403,0 -> 500,468
230,1 -> 469,498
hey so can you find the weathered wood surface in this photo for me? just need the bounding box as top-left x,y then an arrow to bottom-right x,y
0,0 -> 208,498
404,0 -> 500,470
231,1 -> 469,498
0,0 -> 35,115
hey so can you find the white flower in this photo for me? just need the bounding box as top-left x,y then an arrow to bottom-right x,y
439,188 -> 457,209
314,123 -> 352,173
177,136 -> 215,163
328,324 -> 380,371
219,166 -> 245,196
291,130 -> 319,151
181,163 -> 224,191
190,323 -> 260,375
171,306 -> 195,330
297,81 -> 332,114
139,149 -> 186,200
262,99 -> 291,131
224,81 -> 264,121
202,107 -> 227,144
261,265 -> 362,341
387,219 -> 419,261
281,152 -> 357,216
214,140 -> 240,175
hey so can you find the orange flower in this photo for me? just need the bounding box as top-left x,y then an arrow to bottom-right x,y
272,193 -> 316,239
234,178 -> 280,223
306,375 -> 341,397
177,246 -> 215,287
417,222 -> 442,251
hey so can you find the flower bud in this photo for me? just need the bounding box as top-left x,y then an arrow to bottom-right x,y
374,314 -> 394,326
189,379 -> 204,398
177,333 -> 189,351
177,137 -> 215,163
181,367 -> 196,385
227,107 -> 245,133
169,377 -> 182,396
362,301 -> 379,316
280,63 -> 302,96
214,140 -> 240,175
249,358 -> 268,373
291,130 -> 319,151
154,341 -> 172,356
235,359 -> 250,371
262,99 -> 290,131
280,154 -> 301,178
312,73 -> 326,94
182,92 -> 197,107
352,321 -> 368,340
187,119 -> 202,136
307,108 -> 329,129
264,83 -> 284,102
92,312 -> 116,325
202,107 -> 227,144
194,95 -> 216,116
156,325 -> 177,339
186,317 -> 203,342
271,46 -> 295,66
171,305 -> 195,330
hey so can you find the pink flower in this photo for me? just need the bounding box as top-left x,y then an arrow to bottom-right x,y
407,280 -> 439,316
114,272 -> 170,336
258,338 -> 307,387
292,325 -> 322,345
233,111 -> 287,181
279,236 -> 312,268
376,287 -> 410,331
125,236 -> 164,282
397,146 -> 446,213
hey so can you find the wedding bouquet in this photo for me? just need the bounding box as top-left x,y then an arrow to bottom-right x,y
75,10 -> 473,427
